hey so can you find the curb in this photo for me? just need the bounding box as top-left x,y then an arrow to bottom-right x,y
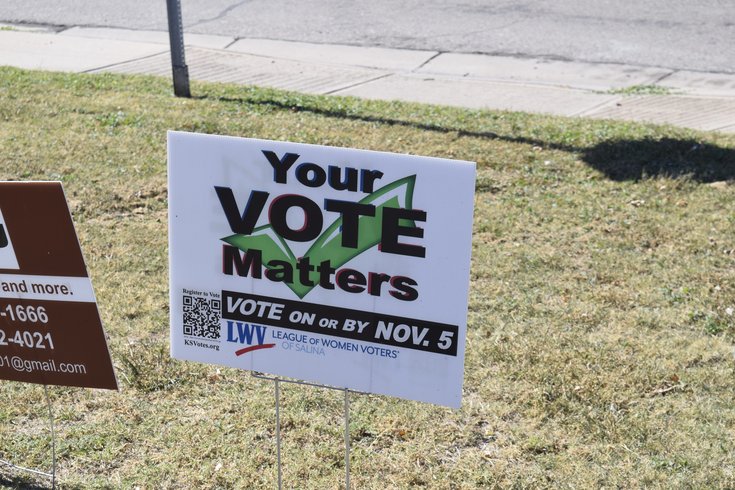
1,24 -> 734,133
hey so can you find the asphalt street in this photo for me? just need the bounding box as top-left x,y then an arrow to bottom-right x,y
2,1 -> 733,73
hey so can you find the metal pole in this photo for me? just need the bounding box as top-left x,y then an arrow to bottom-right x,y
44,385 -> 56,490
275,378 -> 282,490
165,0 -> 191,97
344,388 -> 350,490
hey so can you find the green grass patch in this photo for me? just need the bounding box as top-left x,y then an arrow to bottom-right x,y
0,66 -> 734,488
607,84 -> 674,96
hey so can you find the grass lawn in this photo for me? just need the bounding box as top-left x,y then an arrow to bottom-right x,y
0,66 -> 734,489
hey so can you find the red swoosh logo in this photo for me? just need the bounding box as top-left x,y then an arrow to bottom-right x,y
235,343 -> 276,356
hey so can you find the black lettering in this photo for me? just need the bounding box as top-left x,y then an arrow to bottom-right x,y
336,268 -> 366,293
317,260 -> 336,290
389,276 -> 419,301
295,162 -> 327,188
262,150 -> 300,183
215,187 -> 269,235
296,256 -> 316,287
269,195 -> 323,242
360,169 -> 384,193
265,260 -> 294,282
367,272 -> 391,297
328,166 -> 358,192
324,200 -> 376,248
223,245 -> 262,278
381,208 -> 426,258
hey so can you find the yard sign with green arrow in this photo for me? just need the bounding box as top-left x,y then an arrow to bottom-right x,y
169,131 -> 476,408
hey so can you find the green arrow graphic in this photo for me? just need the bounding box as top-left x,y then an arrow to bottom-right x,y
222,174 -> 417,298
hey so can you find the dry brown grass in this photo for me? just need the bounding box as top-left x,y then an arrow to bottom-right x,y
0,67 -> 734,488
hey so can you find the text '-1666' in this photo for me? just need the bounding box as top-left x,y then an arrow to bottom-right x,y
0,304 -> 49,323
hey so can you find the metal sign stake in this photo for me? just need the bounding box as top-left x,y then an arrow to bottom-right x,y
0,384 -> 57,488
344,387 -> 350,490
45,384 -> 57,489
252,373 -> 355,490
275,378 -> 282,490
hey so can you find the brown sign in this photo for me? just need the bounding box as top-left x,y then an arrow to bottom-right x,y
0,182 -> 117,389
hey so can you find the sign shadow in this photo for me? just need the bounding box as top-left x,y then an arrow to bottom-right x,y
580,137 -> 735,182
0,473 -> 57,490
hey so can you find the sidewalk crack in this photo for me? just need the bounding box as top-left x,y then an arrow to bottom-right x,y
652,70 -> 677,84
223,37 -> 240,50
324,73 -> 393,95
81,50 -> 169,73
413,52 -> 442,72
186,0 -> 251,29
572,95 -> 624,117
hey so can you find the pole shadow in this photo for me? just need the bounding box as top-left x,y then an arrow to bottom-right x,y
197,93 -> 735,183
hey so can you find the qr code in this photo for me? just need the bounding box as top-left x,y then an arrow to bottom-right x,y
182,295 -> 221,340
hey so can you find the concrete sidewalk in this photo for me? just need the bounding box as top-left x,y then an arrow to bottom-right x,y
1,23 -> 734,133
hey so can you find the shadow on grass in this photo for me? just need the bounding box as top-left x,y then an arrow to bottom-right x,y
200,94 -> 735,183
197,94 -> 549,147
0,472 -> 52,490
581,138 -> 735,182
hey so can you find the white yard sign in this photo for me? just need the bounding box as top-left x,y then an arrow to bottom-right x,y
168,131 -> 475,407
